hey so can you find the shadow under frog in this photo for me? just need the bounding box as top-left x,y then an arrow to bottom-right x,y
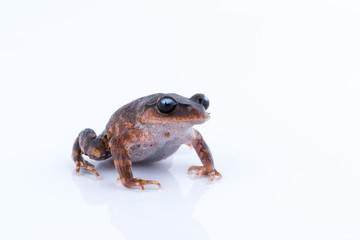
73,157 -> 211,240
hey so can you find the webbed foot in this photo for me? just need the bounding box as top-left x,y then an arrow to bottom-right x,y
188,166 -> 222,183
117,177 -> 161,190
75,160 -> 100,179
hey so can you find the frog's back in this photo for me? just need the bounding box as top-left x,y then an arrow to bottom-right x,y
105,94 -> 159,139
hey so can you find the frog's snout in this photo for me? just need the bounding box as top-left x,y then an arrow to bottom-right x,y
188,102 -> 210,122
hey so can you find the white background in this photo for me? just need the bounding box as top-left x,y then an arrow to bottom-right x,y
1,1 -> 360,239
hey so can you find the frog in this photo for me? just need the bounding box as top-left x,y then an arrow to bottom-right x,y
72,93 -> 222,190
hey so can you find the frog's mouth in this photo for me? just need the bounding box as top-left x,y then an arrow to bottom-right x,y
169,114 -> 210,124
142,114 -> 210,125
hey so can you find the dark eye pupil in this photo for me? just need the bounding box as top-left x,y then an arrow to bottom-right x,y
157,97 -> 177,114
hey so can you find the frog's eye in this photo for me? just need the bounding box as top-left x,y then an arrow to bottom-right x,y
157,97 -> 177,114
190,94 -> 210,110
198,95 -> 209,110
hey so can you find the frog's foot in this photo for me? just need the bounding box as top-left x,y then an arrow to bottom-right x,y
188,166 -> 222,183
117,177 -> 161,190
75,160 -> 100,179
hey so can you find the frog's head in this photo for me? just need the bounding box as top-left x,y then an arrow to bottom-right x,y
139,93 -> 210,125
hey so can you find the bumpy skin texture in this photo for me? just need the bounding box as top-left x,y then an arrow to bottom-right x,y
72,93 -> 221,189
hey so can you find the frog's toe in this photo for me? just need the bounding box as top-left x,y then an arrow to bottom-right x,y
188,165 -> 200,174
120,177 -> 161,190
208,169 -> 222,183
188,165 -> 222,183
75,160 -> 100,179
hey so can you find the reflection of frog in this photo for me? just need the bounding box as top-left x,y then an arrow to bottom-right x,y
74,160 -> 210,239
72,93 -> 221,189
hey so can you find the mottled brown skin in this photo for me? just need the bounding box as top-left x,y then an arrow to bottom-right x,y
72,93 -> 221,190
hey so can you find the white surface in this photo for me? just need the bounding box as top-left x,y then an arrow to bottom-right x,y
1,1 -> 360,239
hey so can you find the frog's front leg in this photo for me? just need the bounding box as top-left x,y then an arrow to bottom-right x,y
110,136 -> 161,190
188,129 -> 222,183
72,128 -> 111,178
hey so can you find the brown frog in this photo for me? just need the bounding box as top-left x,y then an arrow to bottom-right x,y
72,93 -> 221,190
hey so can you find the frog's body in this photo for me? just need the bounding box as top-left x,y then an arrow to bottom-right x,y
127,122 -> 192,163
72,93 -> 221,189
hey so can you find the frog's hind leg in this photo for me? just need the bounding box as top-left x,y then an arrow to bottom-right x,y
72,128 -> 111,179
